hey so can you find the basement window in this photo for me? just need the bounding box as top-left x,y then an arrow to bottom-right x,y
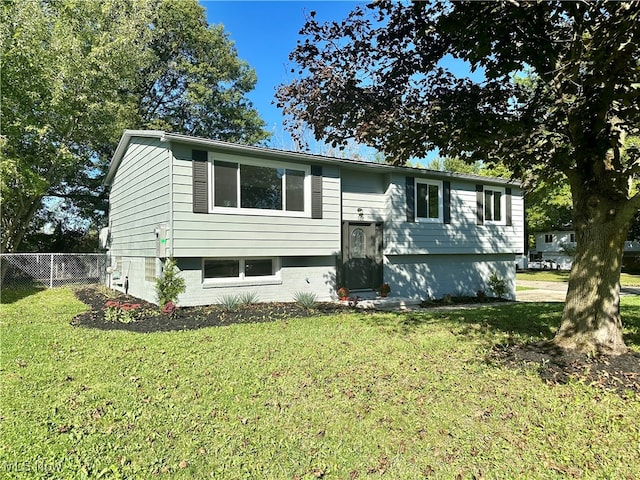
202,257 -> 281,287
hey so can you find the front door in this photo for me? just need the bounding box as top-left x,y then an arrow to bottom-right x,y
342,222 -> 383,291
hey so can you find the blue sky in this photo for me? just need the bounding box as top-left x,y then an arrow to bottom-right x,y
200,1 -> 483,162
201,1 -> 362,152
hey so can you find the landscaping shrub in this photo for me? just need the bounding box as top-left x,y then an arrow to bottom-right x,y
155,258 -> 186,307
488,271 -> 508,298
238,291 -> 260,305
293,291 -> 318,309
104,300 -> 141,323
219,294 -> 241,312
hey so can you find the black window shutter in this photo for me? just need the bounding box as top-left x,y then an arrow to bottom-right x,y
406,176 -> 415,222
192,149 -> 208,213
443,181 -> 451,224
476,184 -> 484,225
311,165 -> 323,219
505,187 -> 512,226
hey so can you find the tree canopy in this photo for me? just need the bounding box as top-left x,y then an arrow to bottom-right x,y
1,0 -> 269,253
278,2 -> 638,178
277,1 -> 640,354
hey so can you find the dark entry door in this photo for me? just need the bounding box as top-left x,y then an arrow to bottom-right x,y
342,222 -> 383,291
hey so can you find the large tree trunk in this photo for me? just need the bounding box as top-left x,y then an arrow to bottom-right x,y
553,189 -> 631,355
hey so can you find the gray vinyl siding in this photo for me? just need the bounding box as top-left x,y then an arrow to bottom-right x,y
384,173 -> 524,255
108,137 -> 170,257
169,142 -> 342,257
384,253 -> 516,300
341,169 -> 389,222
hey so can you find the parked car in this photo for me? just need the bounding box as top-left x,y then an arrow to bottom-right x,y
528,259 -> 560,270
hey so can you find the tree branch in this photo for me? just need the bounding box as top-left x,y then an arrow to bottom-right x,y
625,159 -> 640,176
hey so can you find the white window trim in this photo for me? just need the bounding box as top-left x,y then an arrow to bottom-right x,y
202,257 -> 282,288
484,186 -> 506,226
207,152 -> 311,217
415,179 -> 444,223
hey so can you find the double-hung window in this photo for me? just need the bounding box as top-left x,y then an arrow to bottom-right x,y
415,179 -> 443,222
210,158 -> 308,215
483,186 -> 505,224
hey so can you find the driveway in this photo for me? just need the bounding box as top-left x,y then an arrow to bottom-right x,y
517,280 -> 640,302
516,280 -> 567,302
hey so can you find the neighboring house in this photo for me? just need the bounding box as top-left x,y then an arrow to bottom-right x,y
103,130 -> 525,306
532,231 -> 640,271
531,230 -> 577,270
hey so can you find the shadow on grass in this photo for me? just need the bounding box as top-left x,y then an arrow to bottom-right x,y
364,301 -> 640,395
622,301 -> 640,349
363,300 -> 640,350
0,284 -> 46,304
364,302 -> 563,344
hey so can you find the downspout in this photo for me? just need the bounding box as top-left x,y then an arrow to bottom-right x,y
168,143 -> 175,258
160,136 -> 174,259
338,166 -> 344,288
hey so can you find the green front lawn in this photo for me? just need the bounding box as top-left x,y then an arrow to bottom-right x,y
2,288 -> 639,479
516,270 -> 571,282
518,270 -> 640,286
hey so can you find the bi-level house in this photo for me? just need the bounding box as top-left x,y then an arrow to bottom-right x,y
103,130 -> 524,305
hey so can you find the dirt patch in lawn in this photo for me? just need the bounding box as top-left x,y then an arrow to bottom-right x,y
489,342 -> 640,396
70,286 -> 352,333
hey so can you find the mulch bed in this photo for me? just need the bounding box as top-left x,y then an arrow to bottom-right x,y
70,286 -> 350,333
489,342 -> 640,396
70,286 -> 639,396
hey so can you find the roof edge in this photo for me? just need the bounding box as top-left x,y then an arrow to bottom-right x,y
104,130 -> 521,187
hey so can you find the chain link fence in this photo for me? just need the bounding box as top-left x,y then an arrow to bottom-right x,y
1,253 -> 108,290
